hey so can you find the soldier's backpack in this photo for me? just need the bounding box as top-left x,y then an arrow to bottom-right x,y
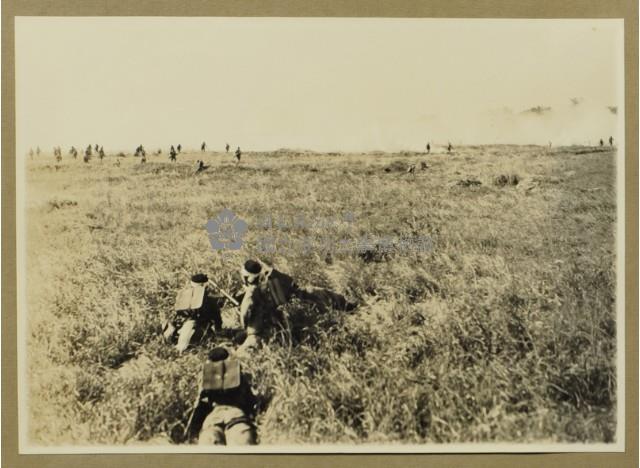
202,356 -> 241,391
174,283 -> 207,320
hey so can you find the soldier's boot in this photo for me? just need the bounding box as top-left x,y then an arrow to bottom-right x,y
298,287 -> 357,312
162,322 -> 176,343
176,320 -> 196,352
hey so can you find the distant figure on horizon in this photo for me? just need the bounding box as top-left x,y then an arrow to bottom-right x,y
599,139 -> 604,147
195,160 -> 209,173
29,148 -> 34,159
99,146 -> 105,161
426,142 -> 431,154
177,144 -> 182,153
170,146 -> 177,162
36,146 -> 41,155
86,145 -> 93,157
235,146 -> 242,164
226,143 -> 230,153
447,142 -> 452,153
201,142 -> 206,152
94,144 -> 99,153
609,136 -> 614,147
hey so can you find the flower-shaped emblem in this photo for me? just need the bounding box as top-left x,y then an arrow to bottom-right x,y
205,208 -> 248,251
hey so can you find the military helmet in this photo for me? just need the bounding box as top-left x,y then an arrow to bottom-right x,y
191,273 -> 208,284
241,260 -> 262,286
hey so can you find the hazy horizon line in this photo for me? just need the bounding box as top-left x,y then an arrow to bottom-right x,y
25,140 -> 617,156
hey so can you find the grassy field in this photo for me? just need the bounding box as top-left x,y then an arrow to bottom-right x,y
24,145 -> 617,445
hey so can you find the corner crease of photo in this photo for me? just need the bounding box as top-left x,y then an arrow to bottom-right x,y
15,16 -> 625,454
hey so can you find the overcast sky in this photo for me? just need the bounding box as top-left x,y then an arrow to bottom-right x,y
16,18 -> 623,153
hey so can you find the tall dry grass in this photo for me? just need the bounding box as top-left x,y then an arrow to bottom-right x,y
24,145 -> 617,445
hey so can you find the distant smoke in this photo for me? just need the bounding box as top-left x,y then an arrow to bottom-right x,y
426,100 -> 620,147
607,106 -> 618,115
521,106 -> 552,115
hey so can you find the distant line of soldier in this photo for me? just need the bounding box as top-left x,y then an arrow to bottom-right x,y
28,136 -> 617,165
28,142 -> 245,167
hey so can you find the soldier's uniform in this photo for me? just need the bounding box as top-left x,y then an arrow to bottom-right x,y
164,274 -> 224,352
237,260 -> 355,354
236,260 -> 296,352
187,347 -> 258,445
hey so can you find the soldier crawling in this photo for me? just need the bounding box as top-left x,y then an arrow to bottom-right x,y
236,259 -> 356,355
184,347 -> 258,445
163,273 -> 224,353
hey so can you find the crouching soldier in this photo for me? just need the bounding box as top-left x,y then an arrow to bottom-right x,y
236,260 -> 294,354
185,347 -> 258,445
237,259 -> 356,354
163,273 -> 224,352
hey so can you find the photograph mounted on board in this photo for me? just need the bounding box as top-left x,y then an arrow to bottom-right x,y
15,17 -> 625,453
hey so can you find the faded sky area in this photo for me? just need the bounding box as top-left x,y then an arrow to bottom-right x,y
16,18 -> 623,153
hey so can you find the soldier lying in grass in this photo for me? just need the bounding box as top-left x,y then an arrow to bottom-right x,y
163,273 -> 225,353
236,259 -> 356,355
185,347 -> 258,445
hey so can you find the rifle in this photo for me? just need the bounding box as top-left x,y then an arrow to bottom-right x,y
207,279 -> 240,308
183,390 -> 211,442
198,321 -> 212,345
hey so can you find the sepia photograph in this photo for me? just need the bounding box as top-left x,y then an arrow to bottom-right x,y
15,17 -> 625,453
